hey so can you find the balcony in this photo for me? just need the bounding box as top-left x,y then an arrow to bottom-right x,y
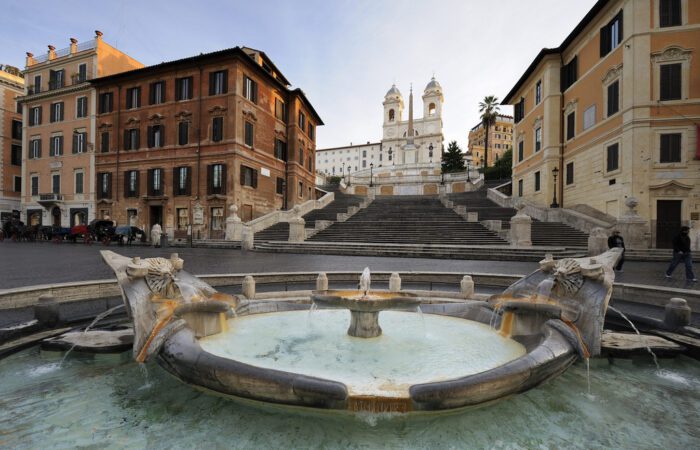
38,193 -> 63,206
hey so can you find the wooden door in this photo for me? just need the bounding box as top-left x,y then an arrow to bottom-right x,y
241,204 -> 253,222
656,200 -> 681,248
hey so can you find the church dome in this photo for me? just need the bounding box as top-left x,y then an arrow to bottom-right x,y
385,84 -> 402,98
424,77 -> 441,93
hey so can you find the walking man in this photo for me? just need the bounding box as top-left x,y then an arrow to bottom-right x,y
665,226 -> 697,282
607,230 -> 625,271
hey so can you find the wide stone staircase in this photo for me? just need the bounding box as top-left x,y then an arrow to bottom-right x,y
254,185 -> 364,241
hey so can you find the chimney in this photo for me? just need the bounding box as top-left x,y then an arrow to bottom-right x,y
94,30 -> 103,42
48,45 -> 56,61
70,38 -> 78,54
26,52 -> 35,67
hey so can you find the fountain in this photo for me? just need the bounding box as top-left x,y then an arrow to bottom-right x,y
100,248 -> 624,414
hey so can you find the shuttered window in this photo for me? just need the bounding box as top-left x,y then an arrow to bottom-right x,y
600,11 -> 623,57
49,135 -> 64,156
243,76 -> 258,103
126,87 -> 141,109
50,102 -> 64,122
208,164 -> 227,195
274,139 -> 287,161
76,97 -> 88,118
560,56 -> 578,91
212,117 -> 223,142
100,132 -> 110,153
240,165 -> 258,189
607,80 -> 620,116
606,143 -> 620,172
209,70 -> 228,95
99,92 -> 113,113
124,171 -> 139,197
124,129 -> 140,150
98,173 -> 112,199
276,177 -> 284,195
30,139 -> 41,159
566,162 -> 574,185
244,121 -> 254,146
29,106 -> 42,126
534,171 -> 541,191
173,167 -> 191,196
148,169 -> 164,196
660,63 -> 681,101
147,125 -> 164,148
659,0 -> 681,27
149,81 -> 166,105
178,122 -> 189,145
175,77 -> 194,100
72,132 -> 87,154
660,133 -> 681,163
566,112 -> 576,140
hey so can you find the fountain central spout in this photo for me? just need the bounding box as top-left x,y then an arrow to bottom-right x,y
359,267 -> 371,297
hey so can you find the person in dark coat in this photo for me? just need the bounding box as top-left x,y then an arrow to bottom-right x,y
665,226 -> 697,282
607,230 -> 625,271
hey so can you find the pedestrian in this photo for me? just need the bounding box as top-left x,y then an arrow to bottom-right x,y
151,223 -> 163,248
607,230 -> 625,271
665,226 -> 697,282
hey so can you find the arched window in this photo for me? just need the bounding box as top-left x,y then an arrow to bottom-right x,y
429,103 -> 436,115
388,109 -> 395,121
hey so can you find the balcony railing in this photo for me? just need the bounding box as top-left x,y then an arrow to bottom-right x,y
26,74 -> 92,95
32,40 -> 96,64
39,193 -> 63,201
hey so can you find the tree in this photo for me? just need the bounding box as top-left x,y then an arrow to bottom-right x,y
478,95 -> 500,169
481,148 -> 512,180
441,141 -> 466,174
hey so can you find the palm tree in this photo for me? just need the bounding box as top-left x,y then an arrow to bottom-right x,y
479,96 -> 500,169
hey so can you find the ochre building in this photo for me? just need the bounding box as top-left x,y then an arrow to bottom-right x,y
0,65 -> 24,223
503,0 -> 700,248
92,47 -> 322,239
467,114 -> 513,168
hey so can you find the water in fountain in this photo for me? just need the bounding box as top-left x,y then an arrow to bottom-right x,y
607,305 -> 660,369
536,277 -> 555,300
415,306 -> 426,337
359,267 -> 371,296
59,304 -> 125,366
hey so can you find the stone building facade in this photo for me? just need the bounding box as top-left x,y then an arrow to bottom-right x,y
92,47 -> 322,240
316,141 -> 382,177
467,114 -> 513,168
19,32 -> 143,227
503,0 -> 700,248
0,65 -> 24,224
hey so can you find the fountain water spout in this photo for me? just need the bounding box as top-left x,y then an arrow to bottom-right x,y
359,267 -> 371,297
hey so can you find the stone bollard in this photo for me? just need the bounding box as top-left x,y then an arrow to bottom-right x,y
664,298 -> 691,330
34,295 -> 60,327
510,211 -> 532,247
225,204 -> 243,241
241,226 -> 254,250
466,212 -> 479,223
389,273 -> 402,292
316,273 -> 328,291
588,227 -> 609,256
288,217 -> 306,242
460,275 -> 474,298
242,275 -> 256,299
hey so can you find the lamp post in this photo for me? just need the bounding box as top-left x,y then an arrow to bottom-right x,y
346,166 -> 351,186
550,167 -> 560,208
466,158 -> 471,182
369,163 -> 374,187
342,162 -> 346,183
480,156 -> 484,168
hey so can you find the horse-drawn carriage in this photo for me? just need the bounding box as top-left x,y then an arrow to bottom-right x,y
68,219 -> 116,245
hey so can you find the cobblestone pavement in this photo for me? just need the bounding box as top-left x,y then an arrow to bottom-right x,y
0,241 -> 695,290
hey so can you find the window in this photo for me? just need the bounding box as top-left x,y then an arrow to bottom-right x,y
244,121 -> 254,146
534,171 -> 541,191
149,81 -> 165,105
11,120 -> 22,140
49,69 -> 65,89
177,208 -> 189,230
660,133 -> 681,163
209,70 -> 228,95
30,139 -> 41,159
178,122 -> 189,145
583,105 -> 596,130
50,102 -> 64,122
566,162 -> 574,185
31,176 -> 39,196
173,167 -> 191,196
362,160 -> 366,168
535,80 -> 542,104
518,140 -> 524,161
560,56 -> 578,91
308,156 -> 313,171
243,76 -> 258,103
100,132 -> 110,153
72,131 -> 87,154
208,164 -> 227,194
99,92 -> 113,113
535,127 -> 542,152
52,174 -> 60,194
33,75 -> 41,94
308,123 -> 315,140
147,125 -> 164,148
76,96 -> 88,118
388,109 -> 395,121
123,170 -> 139,197
176,76 -> 193,101
660,63 -> 681,101
29,106 -> 41,126
275,98 -> 287,121
566,112 -> 576,140
98,173 -> 112,199
600,11 -> 623,57
298,147 -> 304,165
148,168 -> 164,196
50,135 -> 64,156
274,139 -> 287,161
126,87 -> 141,109
514,97 -> 525,123
362,150 -> 367,157
11,145 -> 21,166
211,207 -> 224,231
607,80 -> 620,116
124,129 -> 140,150
660,0 -> 681,27
428,103 -> 436,115
75,172 -> 84,194
77,63 -> 87,83
606,143 -> 619,172
298,181 -> 303,198
240,165 -> 258,189
14,176 -> 21,193
298,111 -> 306,130
276,177 -> 284,195
16,98 -> 22,114
518,179 -> 523,197
212,117 -> 224,142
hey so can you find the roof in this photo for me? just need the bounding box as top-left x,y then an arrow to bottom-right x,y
291,88 -> 324,126
469,114 -> 514,132
502,0 -> 611,104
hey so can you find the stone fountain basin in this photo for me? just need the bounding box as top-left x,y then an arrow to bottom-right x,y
311,290 -> 421,312
156,301 -> 578,413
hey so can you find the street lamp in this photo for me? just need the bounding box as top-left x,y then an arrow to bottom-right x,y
369,163 -> 374,187
466,158 -> 471,182
480,156 -> 484,168
550,167 -> 560,208
342,162 -> 346,182
346,166 -> 351,186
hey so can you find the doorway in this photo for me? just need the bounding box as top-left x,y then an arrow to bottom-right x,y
656,200 -> 681,248
70,208 -> 88,227
51,207 -> 61,226
150,205 -> 163,228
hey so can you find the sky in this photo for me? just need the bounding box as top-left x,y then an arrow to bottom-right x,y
1,0 -> 597,150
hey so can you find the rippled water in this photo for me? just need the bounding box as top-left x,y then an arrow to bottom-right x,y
1,350 -> 699,448
200,310 -> 526,397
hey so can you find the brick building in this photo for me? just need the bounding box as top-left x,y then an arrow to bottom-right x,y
0,65 -> 24,224
20,32 -> 143,227
91,46 -> 322,240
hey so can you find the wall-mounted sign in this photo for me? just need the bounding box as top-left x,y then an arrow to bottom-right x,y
261,167 -> 270,177
193,202 -> 204,224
